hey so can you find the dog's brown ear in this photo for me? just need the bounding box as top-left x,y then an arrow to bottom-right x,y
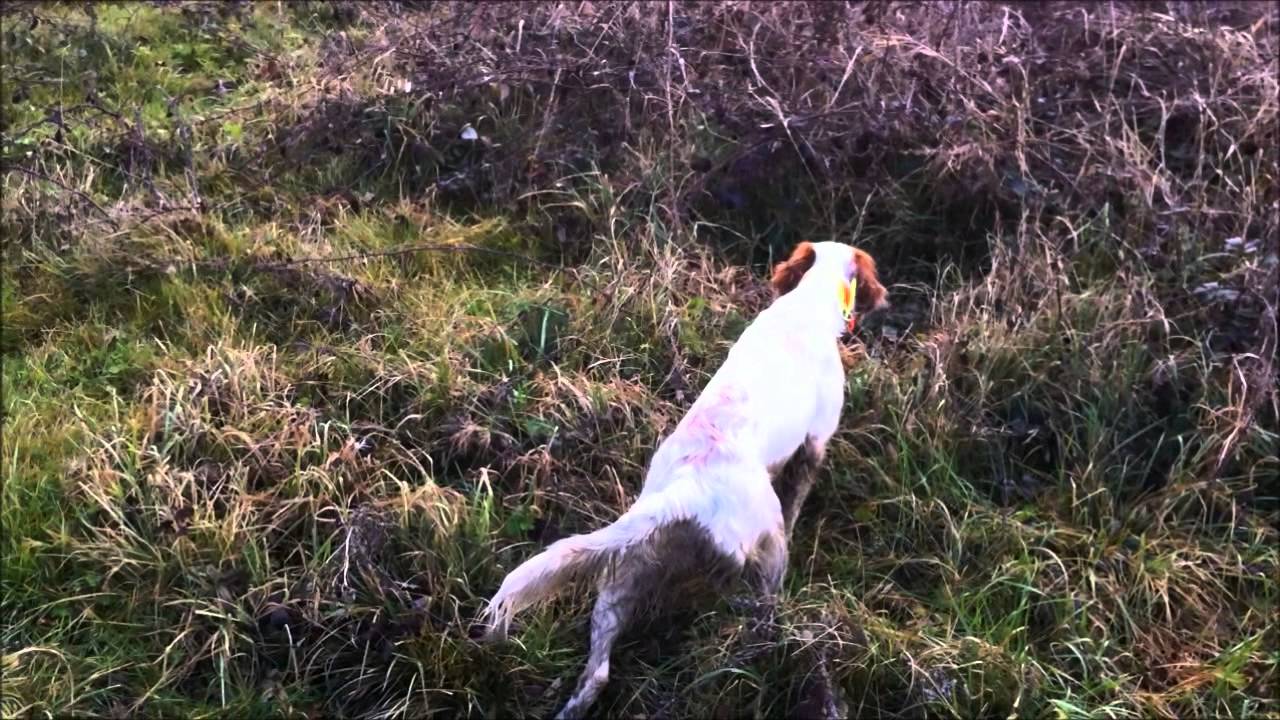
852,248 -> 888,312
771,242 -> 817,295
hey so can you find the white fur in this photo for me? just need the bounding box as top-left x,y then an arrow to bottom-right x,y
481,241 -> 869,718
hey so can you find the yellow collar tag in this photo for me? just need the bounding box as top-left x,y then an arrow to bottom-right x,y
841,277 -> 857,331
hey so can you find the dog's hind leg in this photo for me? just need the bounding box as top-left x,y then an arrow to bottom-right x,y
556,566 -> 642,720
758,528 -> 787,596
748,526 -> 787,625
773,438 -> 825,536
727,524 -> 788,661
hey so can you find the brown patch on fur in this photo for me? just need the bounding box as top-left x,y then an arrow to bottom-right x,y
851,248 -> 888,313
614,519 -> 744,614
771,241 -> 817,296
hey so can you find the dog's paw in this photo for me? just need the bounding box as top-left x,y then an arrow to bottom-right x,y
727,594 -> 759,614
745,613 -> 777,643
745,601 -> 779,643
468,617 -> 508,644
730,593 -> 776,617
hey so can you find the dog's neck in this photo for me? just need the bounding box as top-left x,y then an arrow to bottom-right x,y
775,264 -> 849,337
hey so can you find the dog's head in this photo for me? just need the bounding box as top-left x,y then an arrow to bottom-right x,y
771,241 -> 888,316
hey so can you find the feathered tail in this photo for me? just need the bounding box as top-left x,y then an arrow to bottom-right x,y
480,501 -> 670,639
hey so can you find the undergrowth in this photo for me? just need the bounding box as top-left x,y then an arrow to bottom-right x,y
3,2 -> 1277,718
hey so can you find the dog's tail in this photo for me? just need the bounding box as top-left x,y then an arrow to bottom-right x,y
480,499 -> 672,639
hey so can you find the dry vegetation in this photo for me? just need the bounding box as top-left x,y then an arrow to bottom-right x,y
2,1 -> 1278,718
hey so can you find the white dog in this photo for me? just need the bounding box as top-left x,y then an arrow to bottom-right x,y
481,241 -> 887,718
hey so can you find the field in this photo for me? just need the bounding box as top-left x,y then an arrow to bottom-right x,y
2,2 -> 1277,718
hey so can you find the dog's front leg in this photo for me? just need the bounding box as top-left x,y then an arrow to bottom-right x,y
773,438 -> 825,536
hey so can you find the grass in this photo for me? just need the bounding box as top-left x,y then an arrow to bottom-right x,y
2,1 -> 1278,718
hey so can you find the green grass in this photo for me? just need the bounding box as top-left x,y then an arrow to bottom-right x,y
3,2 -> 1278,718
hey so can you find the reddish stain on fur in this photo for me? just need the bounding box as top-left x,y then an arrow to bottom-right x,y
676,386 -> 747,466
